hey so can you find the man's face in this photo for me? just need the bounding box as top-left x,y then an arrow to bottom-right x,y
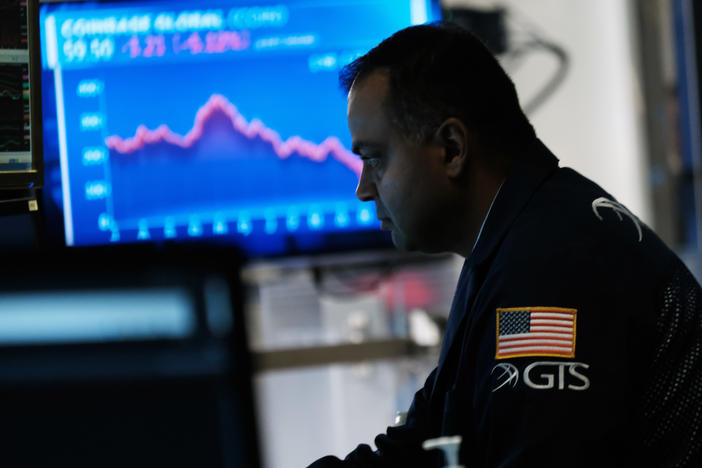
347,71 -> 451,252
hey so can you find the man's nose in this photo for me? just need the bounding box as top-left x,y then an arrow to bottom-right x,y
355,165 -> 377,202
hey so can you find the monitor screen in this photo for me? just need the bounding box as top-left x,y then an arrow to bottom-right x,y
1,0 -> 42,189
39,0 -> 442,255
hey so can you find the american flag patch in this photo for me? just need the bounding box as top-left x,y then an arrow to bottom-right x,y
495,307 -> 577,359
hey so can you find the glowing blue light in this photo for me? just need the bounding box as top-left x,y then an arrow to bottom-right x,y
308,212 -> 323,229
98,213 -> 111,231
137,220 -> 150,240
79,112 -> 104,130
265,215 -> 278,234
82,147 -> 107,166
188,218 -> 203,237
84,180 -> 111,200
335,209 -> 350,227
109,230 -> 120,242
0,288 -> 196,344
164,217 -> 177,238
358,208 -> 373,224
238,216 -> 252,236
286,213 -> 300,231
213,216 -> 228,235
77,79 -> 104,97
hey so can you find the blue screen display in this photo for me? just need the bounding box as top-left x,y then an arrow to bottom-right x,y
39,0 -> 441,255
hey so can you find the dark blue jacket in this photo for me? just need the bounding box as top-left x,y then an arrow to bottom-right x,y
310,141 -> 702,467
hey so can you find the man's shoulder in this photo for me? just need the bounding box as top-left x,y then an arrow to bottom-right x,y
511,167 -> 663,252
493,166 -> 680,287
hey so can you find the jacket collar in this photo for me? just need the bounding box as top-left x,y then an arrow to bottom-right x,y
469,139 -> 559,268
431,140 -> 559,396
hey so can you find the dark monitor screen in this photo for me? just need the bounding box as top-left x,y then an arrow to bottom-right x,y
39,0 -> 442,255
1,0 -> 43,189
0,244 -> 259,468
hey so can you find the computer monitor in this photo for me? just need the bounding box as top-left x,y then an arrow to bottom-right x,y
0,244 -> 260,468
38,0 -> 442,256
1,0 -> 43,189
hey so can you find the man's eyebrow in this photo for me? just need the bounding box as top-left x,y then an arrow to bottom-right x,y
351,141 -> 383,155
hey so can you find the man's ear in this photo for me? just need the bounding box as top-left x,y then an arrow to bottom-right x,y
435,118 -> 474,178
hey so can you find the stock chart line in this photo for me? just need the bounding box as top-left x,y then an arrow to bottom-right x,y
104,93 -> 362,177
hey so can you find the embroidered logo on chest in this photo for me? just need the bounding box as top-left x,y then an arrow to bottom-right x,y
491,361 -> 590,392
495,307 -> 577,359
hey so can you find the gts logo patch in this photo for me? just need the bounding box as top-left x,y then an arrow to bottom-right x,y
491,361 -> 590,392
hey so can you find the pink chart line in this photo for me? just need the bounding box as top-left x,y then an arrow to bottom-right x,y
104,94 -> 362,178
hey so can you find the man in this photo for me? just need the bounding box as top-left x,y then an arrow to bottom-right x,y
310,23 -> 702,467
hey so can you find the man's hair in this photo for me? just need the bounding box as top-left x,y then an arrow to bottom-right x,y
340,22 -> 536,154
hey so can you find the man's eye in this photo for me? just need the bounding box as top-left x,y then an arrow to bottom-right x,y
363,157 -> 381,168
